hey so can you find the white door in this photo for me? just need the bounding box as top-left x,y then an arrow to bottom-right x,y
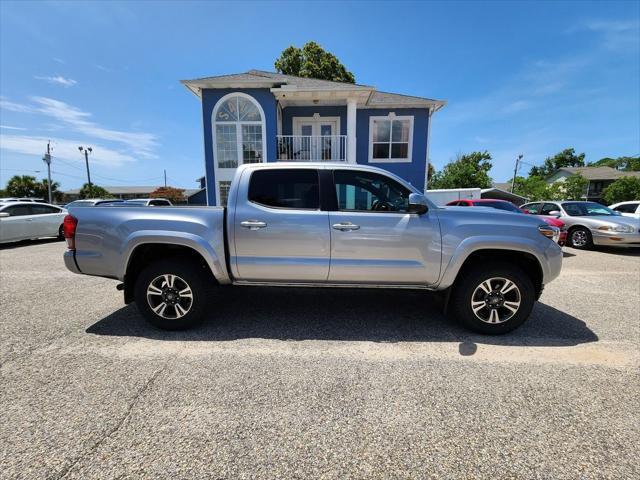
294,118 -> 339,160
0,204 -> 31,242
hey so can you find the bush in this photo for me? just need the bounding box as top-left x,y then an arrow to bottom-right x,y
602,177 -> 640,204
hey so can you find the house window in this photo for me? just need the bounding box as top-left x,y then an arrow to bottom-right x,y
368,115 -> 413,163
213,94 -> 265,169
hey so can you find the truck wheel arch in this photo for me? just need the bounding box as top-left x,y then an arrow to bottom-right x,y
453,249 -> 544,299
123,243 -> 220,304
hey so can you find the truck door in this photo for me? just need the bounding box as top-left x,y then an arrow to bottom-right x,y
232,168 -> 330,282
327,169 -> 440,285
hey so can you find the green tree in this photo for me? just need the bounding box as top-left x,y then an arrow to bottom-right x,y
430,151 -> 493,189
529,148 -> 586,178
513,175 -> 548,201
6,175 -> 38,197
602,177 -> 640,204
150,186 -> 185,204
562,174 -> 588,200
79,183 -> 112,199
33,179 -> 63,203
589,156 -> 640,171
275,41 -> 355,83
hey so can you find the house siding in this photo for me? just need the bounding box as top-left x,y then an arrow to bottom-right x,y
281,106 -> 348,136
356,108 -> 430,190
200,89 -> 431,203
201,88 -> 277,205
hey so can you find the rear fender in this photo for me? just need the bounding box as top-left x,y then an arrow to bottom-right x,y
121,231 -> 231,284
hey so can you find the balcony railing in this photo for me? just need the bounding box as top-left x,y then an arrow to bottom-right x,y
277,135 -> 347,162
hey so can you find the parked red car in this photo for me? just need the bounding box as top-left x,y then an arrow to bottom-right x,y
445,198 -> 567,246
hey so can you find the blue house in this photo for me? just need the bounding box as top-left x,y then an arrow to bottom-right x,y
181,70 -> 445,206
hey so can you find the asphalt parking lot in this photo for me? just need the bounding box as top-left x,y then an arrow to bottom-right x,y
1,240 -> 638,479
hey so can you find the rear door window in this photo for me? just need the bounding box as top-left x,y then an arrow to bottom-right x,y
3,205 -> 31,216
248,169 -> 320,209
30,205 -> 61,215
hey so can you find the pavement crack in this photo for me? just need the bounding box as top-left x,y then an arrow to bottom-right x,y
51,361 -> 170,480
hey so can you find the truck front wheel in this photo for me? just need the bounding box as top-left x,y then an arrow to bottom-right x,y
449,262 -> 535,334
134,258 -> 208,330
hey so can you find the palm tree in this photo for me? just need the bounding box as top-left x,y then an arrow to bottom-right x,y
6,175 -> 37,197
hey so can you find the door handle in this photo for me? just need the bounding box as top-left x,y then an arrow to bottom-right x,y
25,218 -> 33,221
240,220 -> 267,230
332,222 -> 360,231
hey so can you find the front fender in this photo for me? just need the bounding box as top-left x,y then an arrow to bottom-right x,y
436,235 -> 562,290
120,231 -> 231,284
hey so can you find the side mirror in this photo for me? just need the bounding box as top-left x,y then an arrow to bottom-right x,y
0,212 -> 9,218
408,193 -> 429,215
548,210 -> 561,217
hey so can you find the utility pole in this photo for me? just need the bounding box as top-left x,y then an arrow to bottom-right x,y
42,140 -> 53,203
511,154 -> 523,193
78,146 -> 93,197
164,169 -> 167,188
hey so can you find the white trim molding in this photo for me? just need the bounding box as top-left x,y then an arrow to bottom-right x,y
368,113 -> 414,163
292,115 -> 341,136
211,92 -> 267,205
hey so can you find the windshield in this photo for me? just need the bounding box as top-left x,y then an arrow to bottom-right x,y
472,201 -> 521,213
562,202 -> 617,216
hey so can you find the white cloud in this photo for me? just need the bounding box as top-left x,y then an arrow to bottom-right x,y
30,97 -> 158,158
0,134 -> 135,167
0,97 -> 37,113
34,75 -> 78,87
0,96 -> 159,159
0,125 -> 27,131
569,19 -> 640,52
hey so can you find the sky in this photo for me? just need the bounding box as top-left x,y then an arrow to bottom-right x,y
1,0 -> 639,191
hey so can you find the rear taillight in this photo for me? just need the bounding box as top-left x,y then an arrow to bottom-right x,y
63,214 -> 78,250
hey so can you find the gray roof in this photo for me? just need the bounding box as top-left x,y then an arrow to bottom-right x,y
65,186 -> 164,195
182,69 -> 445,109
557,166 -> 640,181
492,182 -> 514,191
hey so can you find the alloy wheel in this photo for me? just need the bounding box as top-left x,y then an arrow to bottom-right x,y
470,277 -> 522,324
146,274 -> 194,319
571,230 -> 588,247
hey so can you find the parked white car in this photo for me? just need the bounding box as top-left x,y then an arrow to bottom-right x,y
609,201 -> 640,218
0,202 -> 67,244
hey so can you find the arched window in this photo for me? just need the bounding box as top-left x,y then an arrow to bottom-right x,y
213,94 -> 265,169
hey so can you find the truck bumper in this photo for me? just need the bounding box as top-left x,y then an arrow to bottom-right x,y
543,241 -> 563,285
63,250 -> 82,274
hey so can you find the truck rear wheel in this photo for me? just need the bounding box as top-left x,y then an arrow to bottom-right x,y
134,258 -> 208,330
449,262 -> 535,334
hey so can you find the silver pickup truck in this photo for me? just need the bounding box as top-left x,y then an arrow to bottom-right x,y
63,163 -> 562,334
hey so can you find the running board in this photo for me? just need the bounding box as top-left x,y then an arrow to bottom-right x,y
232,281 -> 436,290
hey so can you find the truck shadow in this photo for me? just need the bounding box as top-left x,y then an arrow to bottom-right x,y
86,286 -> 598,350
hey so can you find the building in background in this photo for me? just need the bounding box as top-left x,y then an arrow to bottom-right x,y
182,70 -> 445,205
546,166 -> 640,202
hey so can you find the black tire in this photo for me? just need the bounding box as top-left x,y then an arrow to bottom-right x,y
448,262 -> 535,335
134,258 -> 209,330
568,226 -> 593,249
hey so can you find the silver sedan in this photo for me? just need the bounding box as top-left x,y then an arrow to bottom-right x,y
0,202 -> 67,244
521,201 -> 640,249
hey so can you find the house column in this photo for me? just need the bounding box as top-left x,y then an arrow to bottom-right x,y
346,98 -> 357,163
